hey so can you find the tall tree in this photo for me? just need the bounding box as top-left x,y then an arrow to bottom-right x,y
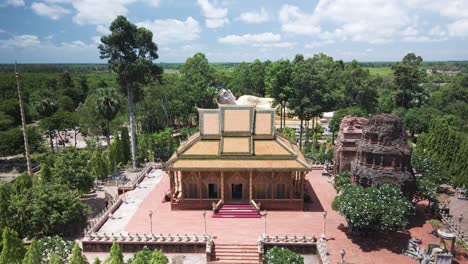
69,243 -> 88,264
99,16 -> 163,169
340,60 -> 378,113
95,87 -> 121,144
22,239 -> 41,264
391,53 -> 425,109
105,241 -> 124,264
31,91 -> 58,118
265,59 -> 292,129
180,52 -> 216,111
0,227 -> 25,264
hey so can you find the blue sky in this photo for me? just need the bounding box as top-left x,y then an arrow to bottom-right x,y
1,0 -> 468,63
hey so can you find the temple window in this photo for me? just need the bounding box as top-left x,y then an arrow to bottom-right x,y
276,184 -> 286,199
254,183 -> 267,199
208,183 -> 218,199
187,183 -> 198,198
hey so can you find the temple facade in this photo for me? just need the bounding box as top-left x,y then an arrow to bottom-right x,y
164,104 -> 310,211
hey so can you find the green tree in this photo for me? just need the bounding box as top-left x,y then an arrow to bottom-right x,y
99,15 -> 163,169
22,239 -> 41,264
91,150 -> 110,181
69,243 -> 88,264
128,246 -> 152,264
403,107 -> 439,141
249,59 -> 267,96
416,119 -> 468,186
150,249 -> 168,264
92,258 -> 101,264
95,87 -> 121,144
29,183 -> 88,237
105,241 -> 124,264
332,184 -> 414,233
340,60 -> 378,113
48,254 -> 63,264
50,147 -> 94,193
31,90 -> 58,118
180,52 -> 216,111
263,247 -> 304,264
265,59 -> 292,129
391,53 -> 425,109
290,54 -> 339,149
120,127 -> 131,164
0,227 -> 25,264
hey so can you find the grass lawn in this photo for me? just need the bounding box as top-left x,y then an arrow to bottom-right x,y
366,67 -> 393,77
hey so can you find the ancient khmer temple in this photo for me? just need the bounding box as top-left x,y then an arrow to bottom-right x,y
163,104 -> 310,212
350,114 -> 416,195
333,116 -> 369,175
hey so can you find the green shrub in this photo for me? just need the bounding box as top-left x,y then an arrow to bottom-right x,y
333,171 -> 351,192
264,247 -> 304,264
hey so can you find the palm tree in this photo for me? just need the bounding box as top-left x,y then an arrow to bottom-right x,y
31,92 -> 58,117
95,87 -> 121,144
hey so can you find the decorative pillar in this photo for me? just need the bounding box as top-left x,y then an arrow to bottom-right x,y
221,171 -> 224,202
300,172 -> 305,200
198,171 -> 202,200
169,171 -> 174,202
249,171 -> 253,201
290,171 -> 294,199
180,171 -> 184,201
271,171 -> 275,199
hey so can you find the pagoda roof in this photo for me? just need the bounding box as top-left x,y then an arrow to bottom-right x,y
163,105 -> 310,171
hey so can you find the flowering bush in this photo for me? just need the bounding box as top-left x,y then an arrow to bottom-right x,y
264,247 -> 304,264
333,171 -> 352,192
332,184 -> 415,233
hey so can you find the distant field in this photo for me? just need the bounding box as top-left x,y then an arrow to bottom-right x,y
366,67 -> 393,76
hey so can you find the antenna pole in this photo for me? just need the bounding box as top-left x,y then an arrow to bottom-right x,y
15,62 -> 33,177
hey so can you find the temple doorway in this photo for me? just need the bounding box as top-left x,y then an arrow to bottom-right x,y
231,184 -> 243,200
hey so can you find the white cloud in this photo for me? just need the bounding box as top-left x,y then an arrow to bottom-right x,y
304,39 -> 335,49
141,0 -> 160,8
218,32 -> 281,45
72,0 -> 132,26
238,7 -> 269,23
91,36 -> 101,44
448,19 -> 468,37
60,40 -> 89,48
96,25 -> 110,35
0,34 -> 41,48
253,42 -> 295,48
197,0 -> 229,28
137,17 -> 201,44
31,2 -> 71,20
5,0 -> 25,6
279,4 -> 321,36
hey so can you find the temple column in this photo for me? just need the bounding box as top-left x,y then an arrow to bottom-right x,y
180,171 -> 184,201
249,171 -> 253,201
198,171 -> 202,200
271,172 -> 275,199
300,172 -> 305,200
221,171 -> 224,202
169,171 -> 174,202
290,171 -> 294,199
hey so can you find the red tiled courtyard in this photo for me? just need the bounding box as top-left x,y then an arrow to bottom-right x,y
118,169 -> 462,264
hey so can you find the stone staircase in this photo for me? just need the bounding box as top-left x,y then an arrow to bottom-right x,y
211,244 -> 260,264
212,204 -> 261,218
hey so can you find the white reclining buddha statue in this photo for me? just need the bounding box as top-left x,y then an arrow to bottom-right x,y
217,87 -> 275,109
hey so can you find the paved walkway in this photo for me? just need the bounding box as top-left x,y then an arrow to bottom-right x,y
98,169 -> 164,234
94,169 -> 453,264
